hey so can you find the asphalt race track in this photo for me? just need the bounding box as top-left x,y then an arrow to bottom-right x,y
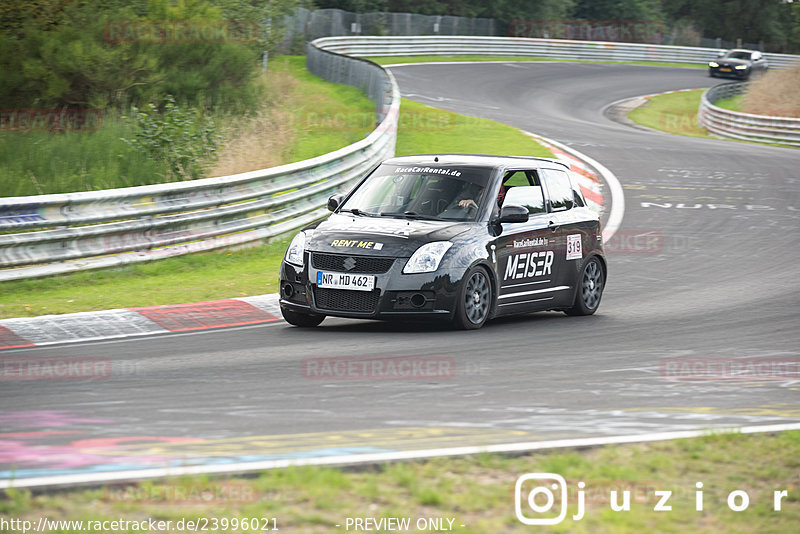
2,63 -> 799,484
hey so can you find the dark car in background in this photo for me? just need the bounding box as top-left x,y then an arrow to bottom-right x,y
708,49 -> 768,79
279,154 -> 606,329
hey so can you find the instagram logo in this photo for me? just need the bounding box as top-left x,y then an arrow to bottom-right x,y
514,473 -> 570,525
515,474 -> 791,524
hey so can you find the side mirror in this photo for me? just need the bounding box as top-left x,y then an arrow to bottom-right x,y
327,193 -> 345,212
498,204 -> 529,224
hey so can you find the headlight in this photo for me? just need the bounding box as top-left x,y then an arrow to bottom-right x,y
403,241 -> 453,274
285,231 -> 306,267
735,65 -> 748,70
709,61 -> 719,68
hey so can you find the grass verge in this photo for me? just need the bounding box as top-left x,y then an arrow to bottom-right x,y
627,89 -> 710,138
273,57 -> 377,165
370,55 -> 705,69
2,431 -> 798,533
0,57 -> 374,197
627,89 -> 798,149
0,114 -> 168,197
395,98 -> 552,158
0,98 -> 552,319
741,64 -> 800,117
714,95 -> 743,112
0,237 -> 292,319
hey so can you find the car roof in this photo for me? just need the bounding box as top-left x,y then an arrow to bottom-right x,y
726,48 -> 757,54
381,153 -> 570,172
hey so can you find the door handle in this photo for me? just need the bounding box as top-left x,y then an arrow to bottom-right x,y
548,220 -> 559,231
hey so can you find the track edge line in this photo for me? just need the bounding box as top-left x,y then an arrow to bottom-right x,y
4,422 -> 799,490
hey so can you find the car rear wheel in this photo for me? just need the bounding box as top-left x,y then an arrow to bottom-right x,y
453,267 -> 492,330
565,257 -> 604,316
281,307 -> 325,327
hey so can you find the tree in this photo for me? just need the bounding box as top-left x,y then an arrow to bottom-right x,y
0,0 -> 305,110
572,0 -> 664,21
661,0 -> 794,50
314,1 -> 388,12
0,1 -> 159,109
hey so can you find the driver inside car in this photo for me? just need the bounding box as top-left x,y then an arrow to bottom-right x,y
457,184 -> 506,211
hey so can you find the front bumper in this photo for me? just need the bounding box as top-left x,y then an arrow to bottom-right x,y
709,66 -> 749,78
279,253 -> 465,320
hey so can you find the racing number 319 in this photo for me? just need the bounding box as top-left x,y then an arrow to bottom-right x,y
566,234 -> 582,260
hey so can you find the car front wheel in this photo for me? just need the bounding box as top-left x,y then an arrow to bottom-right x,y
453,267 -> 492,330
565,257 -> 604,316
281,307 -> 325,327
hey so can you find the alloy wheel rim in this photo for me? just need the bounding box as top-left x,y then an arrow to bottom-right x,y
465,271 -> 490,323
582,261 -> 603,310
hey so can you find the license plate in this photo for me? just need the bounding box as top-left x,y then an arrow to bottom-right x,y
720,68 -> 732,72
316,271 -> 375,291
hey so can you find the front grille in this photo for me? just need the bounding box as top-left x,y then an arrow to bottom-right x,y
312,253 -> 394,274
314,288 -> 380,313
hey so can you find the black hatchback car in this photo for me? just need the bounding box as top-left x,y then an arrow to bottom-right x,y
279,154 -> 606,329
708,49 -> 768,79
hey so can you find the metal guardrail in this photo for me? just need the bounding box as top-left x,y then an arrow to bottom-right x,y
314,35 -> 800,69
4,36 -> 797,281
323,35 -> 800,146
697,82 -> 800,146
0,40 -> 400,281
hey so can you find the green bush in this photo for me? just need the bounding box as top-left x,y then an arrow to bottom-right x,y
0,0 -> 296,112
122,97 -> 219,180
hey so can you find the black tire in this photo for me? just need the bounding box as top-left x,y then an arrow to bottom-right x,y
453,267 -> 492,330
565,257 -> 604,316
281,307 -> 325,327
708,70 -> 715,77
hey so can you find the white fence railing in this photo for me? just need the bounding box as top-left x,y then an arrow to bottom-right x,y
0,41 -> 400,281
697,82 -> 800,146
314,35 -> 800,69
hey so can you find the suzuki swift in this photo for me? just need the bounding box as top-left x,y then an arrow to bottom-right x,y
279,154 -> 606,329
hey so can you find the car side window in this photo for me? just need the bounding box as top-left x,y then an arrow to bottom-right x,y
541,168 -> 574,211
568,172 -> 586,208
499,170 -> 545,213
503,170 -> 531,187
503,186 -> 546,214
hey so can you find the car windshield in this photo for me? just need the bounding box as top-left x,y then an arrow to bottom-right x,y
725,51 -> 751,60
340,163 -> 491,221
